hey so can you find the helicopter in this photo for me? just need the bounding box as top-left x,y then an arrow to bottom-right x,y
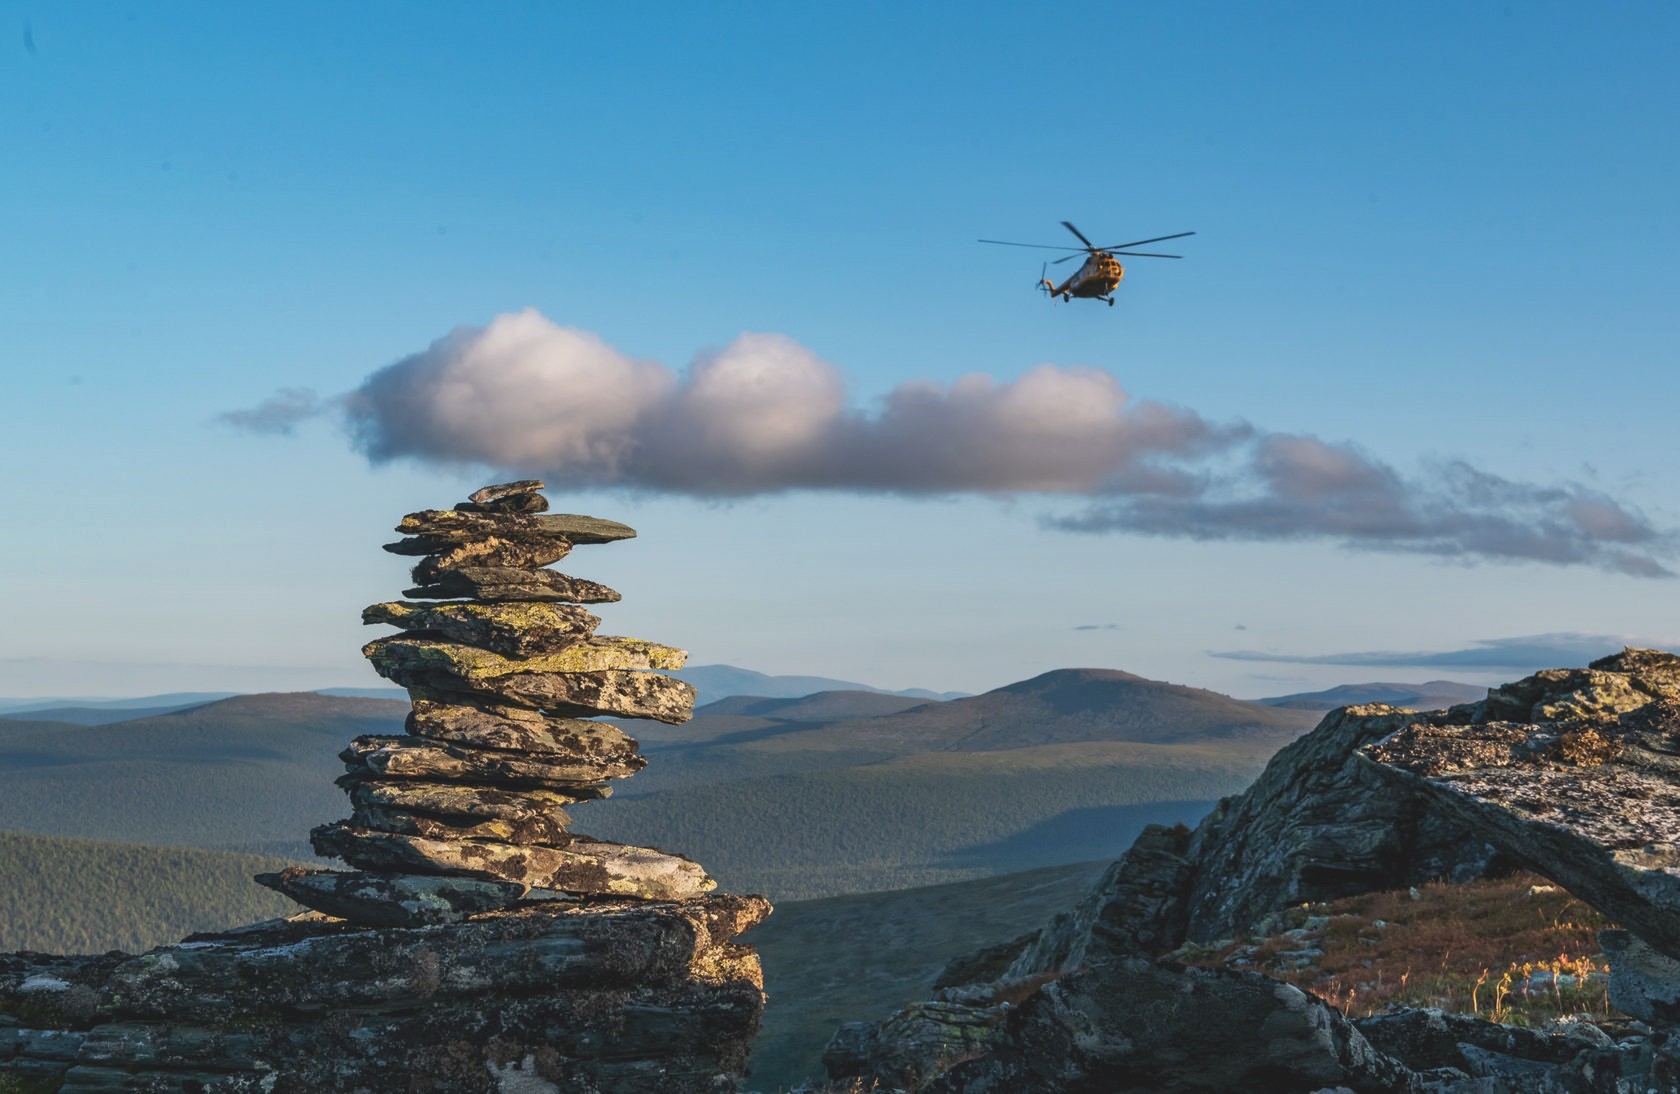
979,221 -> 1194,306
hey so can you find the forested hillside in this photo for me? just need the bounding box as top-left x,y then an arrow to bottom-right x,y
0,831 -> 300,953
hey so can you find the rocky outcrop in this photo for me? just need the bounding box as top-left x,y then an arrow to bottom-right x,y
826,650 -> 1680,1092
1,896 -> 768,1092
1361,650 -> 1680,1031
1181,703 -> 1508,945
921,959 -> 1422,1094
0,481 -> 768,1092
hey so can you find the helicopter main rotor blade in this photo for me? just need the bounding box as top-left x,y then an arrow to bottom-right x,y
978,239 -> 1086,251
1051,251 -> 1086,265
1110,250 -> 1183,259
1060,221 -> 1097,248
1096,231 -> 1196,251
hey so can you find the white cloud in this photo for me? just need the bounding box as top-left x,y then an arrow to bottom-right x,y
221,308 -> 1678,577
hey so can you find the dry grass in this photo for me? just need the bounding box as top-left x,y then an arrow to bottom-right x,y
1175,871 -> 1619,1026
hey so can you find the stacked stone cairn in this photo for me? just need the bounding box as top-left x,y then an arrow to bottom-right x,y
258,479 -> 714,926
2,481 -> 769,1091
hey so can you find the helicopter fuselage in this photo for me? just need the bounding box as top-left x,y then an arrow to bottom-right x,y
1044,252 -> 1125,302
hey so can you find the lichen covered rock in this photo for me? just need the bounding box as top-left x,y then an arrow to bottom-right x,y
1,896 -> 768,1092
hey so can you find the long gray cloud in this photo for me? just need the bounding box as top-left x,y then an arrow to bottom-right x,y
222,308 -> 1676,577
1050,437 -> 1675,577
214,388 -> 323,435
1209,632 -> 1680,671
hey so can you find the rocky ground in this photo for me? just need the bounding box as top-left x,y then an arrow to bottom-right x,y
822,648 -> 1680,1092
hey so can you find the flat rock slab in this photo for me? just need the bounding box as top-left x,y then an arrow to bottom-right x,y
342,734 -> 643,787
365,633 -> 687,679
405,692 -> 639,756
463,479 -> 548,512
255,867 -> 528,927
404,565 -> 622,603
311,824 -> 716,900
408,534 -> 574,584
395,509 -> 636,545
75,895 -> 768,1020
342,776 -> 604,819
374,661 -> 697,724
364,600 -> 602,657
1361,699 -> 1680,963
349,798 -> 573,845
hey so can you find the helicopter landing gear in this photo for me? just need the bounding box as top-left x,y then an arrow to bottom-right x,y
1106,297 -> 1115,307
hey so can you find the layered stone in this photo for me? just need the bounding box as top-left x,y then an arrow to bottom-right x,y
365,633 -> 687,679
472,668 -> 697,723
364,600 -> 602,657
393,509 -> 637,547
371,656 -> 697,724
462,479 -> 548,512
312,824 -> 717,899
1,897 -> 769,1093
349,797 -> 573,845
341,734 -> 644,787
404,565 -> 622,603
409,534 -> 575,586
406,691 -> 640,756
342,776 -> 605,820
254,868 -> 527,927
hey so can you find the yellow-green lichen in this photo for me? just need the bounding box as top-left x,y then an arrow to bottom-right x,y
366,636 -> 686,677
363,601 -> 598,631
1534,671 -> 1653,723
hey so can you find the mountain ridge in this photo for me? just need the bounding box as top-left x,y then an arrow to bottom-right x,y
1256,679 -> 1485,711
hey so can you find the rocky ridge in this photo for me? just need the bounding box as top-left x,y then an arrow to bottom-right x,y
825,649 -> 1680,1092
0,481 -> 768,1092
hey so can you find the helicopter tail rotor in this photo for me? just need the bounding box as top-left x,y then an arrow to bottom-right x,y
1037,263 -> 1054,299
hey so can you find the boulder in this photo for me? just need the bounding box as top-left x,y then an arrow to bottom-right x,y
920,960 -> 1419,1093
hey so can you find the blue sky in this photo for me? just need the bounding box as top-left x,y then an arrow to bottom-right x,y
3,3 -> 1676,699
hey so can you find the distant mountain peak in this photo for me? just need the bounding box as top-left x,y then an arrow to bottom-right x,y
1001,667 -> 1157,690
